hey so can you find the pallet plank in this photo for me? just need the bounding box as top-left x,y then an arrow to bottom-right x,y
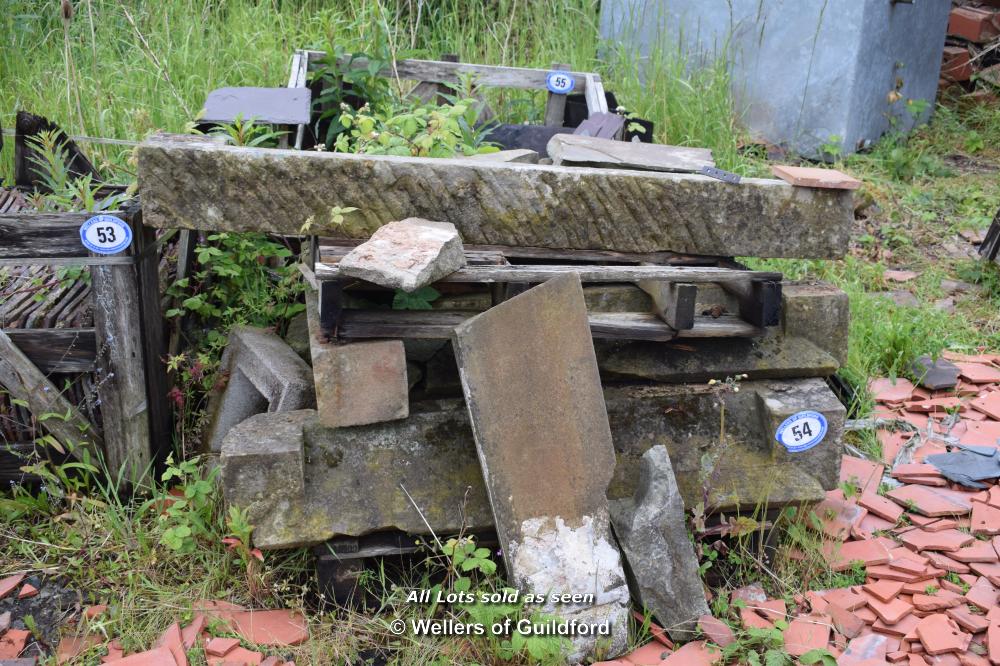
0,212 -> 125,259
3,328 -> 97,373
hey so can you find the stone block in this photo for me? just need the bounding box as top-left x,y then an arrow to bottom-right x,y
466,149 -> 539,163
452,274 -> 629,660
610,446 -> 709,639
306,292 -> 408,428
781,281 -> 849,367
203,326 -> 315,453
337,218 -> 466,292
137,133 -> 854,259
224,377 -> 843,549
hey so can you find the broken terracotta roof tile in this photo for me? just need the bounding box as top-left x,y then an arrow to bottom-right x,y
867,563 -> 938,583
861,492 -> 905,523
971,501 -> 1000,536
659,640 -> 721,665
945,605 -> 989,634
855,514 -> 899,540
0,628 -> 30,659
820,587 -> 869,612
888,486 -> 973,517
181,614 -> 207,650
963,576 -> 998,611
828,539 -> 893,571
874,613 -> 922,640
868,597 -> 915,625
55,633 -> 101,664
893,464 -> 945,479
950,541 -> 999,563
839,631 -> 893,663
621,640 -> 672,665
915,613 -> 971,655
923,519 -> 959,533
843,456 -> 887,495
730,583 -> 768,604
228,609 -> 309,646
912,590 -> 964,612
206,646 -> 263,666
904,398 -> 966,414
739,606 -> 773,630
0,573 -> 25,601
697,615 -> 735,647
815,490 -> 869,539
17,584 -> 37,600
925,551 -> 971,574
205,637 -> 241,657
955,363 -> 1000,384
865,580 -> 905,603
871,378 -> 918,404
783,615 -> 831,657
968,561 -> 1000,586
970,391 -> 1000,421
890,557 -> 929,576
828,602 -> 866,639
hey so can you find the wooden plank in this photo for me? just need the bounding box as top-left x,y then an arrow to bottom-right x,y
132,217 -> 171,468
978,205 -> 1000,263
91,248 -> 152,484
336,309 -> 759,340
543,62 -> 570,127
315,262 -> 782,284
548,134 -> 714,173
318,238 -> 717,265
0,329 -> 102,457
721,279 -> 783,328
583,74 -> 610,115
322,54 -> 600,93
637,281 -> 697,330
0,212 -> 125,259
3,328 -> 96,373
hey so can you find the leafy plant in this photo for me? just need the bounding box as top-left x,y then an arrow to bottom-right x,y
206,114 -> 288,147
149,454 -> 220,554
393,286 -> 440,310
720,625 -> 792,666
24,130 -> 129,212
313,44 -> 396,148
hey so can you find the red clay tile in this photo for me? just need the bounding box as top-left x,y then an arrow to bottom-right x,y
821,587 -> 868,611
861,492 -> 905,523
829,602 -> 866,639
102,641 -> 124,663
969,561 -> 1000,586
855,514 -> 898,540
964,576 -> 998,611
874,614 -> 921,639
899,529 -> 975,553
893,464 -> 944,479
970,391 -> 1000,420
815,490 -> 868,539
955,363 -> 1000,384
206,637 -> 241,657
0,628 -> 30,659
730,583 -> 767,604
697,615 -> 734,647
971,501 -> 1000,536
903,579 -> 939,595
868,597 -> 915,625
951,541 -> 999,563
772,165 -> 862,190
989,619 -> 1000,666
260,658 -> 281,666
631,611 -> 673,648
659,640 -> 721,665
843,456 -> 886,495
827,539 -> 892,571
154,622 -> 187,666
56,634 -> 101,665
885,270 -> 920,283
229,609 -> 309,647
0,573 -> 25,601
207,646 -> 263,666
840,632 -> 893,663
868,564 -> 938,583
945,605 -> 989,633
890,557 -> 929,575
938,579 -> 965,595
84,605 -> 107,620
622,641 -> 672,665
898,475 -> 950,487
871,378 -> 917,403
855,605 -> 879,625
739,606 -> 773,630
925,551 -> 971,574
181,614 -> 207,650
915,613 -> 971,655
912,590 -> 964,611
904,398 -> 965,414
986,486 -> 1000,510
924,519 -> 959,532
865,580 -> 905,603
17,583 -> 38,599
783,615 -> 831,657
880,430 -> 914,465
888,486 -> 972,517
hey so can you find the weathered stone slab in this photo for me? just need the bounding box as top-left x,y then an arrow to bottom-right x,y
548,134 -> 713,173
203,326 -> 315,453
610,446 -> 709,639
337,218 -> 466,292
306,292 -> 409,427
223,378 -> 842,549
136,133 -> 854,259
452,274 -> 628,660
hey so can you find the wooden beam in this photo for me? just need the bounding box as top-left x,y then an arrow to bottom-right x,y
336,309 -> 760,341
3,328 -> 97,373
637,280 -> 697,330
0,212 -> 125,260
315,262 -> 782,284
721,280 -> 783,328
543,62 -> 570,127
0,329 -> 102,458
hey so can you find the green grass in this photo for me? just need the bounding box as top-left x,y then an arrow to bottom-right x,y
3,1 -> 1000,663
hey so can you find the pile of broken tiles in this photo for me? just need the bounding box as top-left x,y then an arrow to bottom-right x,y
0,578 -> 304,665
594,351 -> 1000,665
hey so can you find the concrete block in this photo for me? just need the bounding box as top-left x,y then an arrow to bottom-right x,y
203,326 -> 316,453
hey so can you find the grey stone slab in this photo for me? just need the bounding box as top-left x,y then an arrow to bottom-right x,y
451,274 -> 628,660
610,446 -> 709,639
201,86 -> 311,126
910,355 -> 960,390
137,133 -> 855,259
548,134 -> 714,173
224,378 -> 842,549
599,0 -> 949,159
306,292 -> 409,427
337,218 -> 466,292
203,326 -> 316,453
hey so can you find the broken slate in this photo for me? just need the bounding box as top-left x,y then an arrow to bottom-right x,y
547,134 -> 713,173
337,218 -> 466,292
610,445 -> 709,640
909,355 -> 960,390
452,273 -> 629,661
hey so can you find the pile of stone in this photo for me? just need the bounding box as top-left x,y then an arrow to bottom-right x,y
135,130 -> 858,662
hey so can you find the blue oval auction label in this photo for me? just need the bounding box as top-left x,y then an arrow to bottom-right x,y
775,410 -> 828,453
545,70 -> 575,95
80,215 -> 132,255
